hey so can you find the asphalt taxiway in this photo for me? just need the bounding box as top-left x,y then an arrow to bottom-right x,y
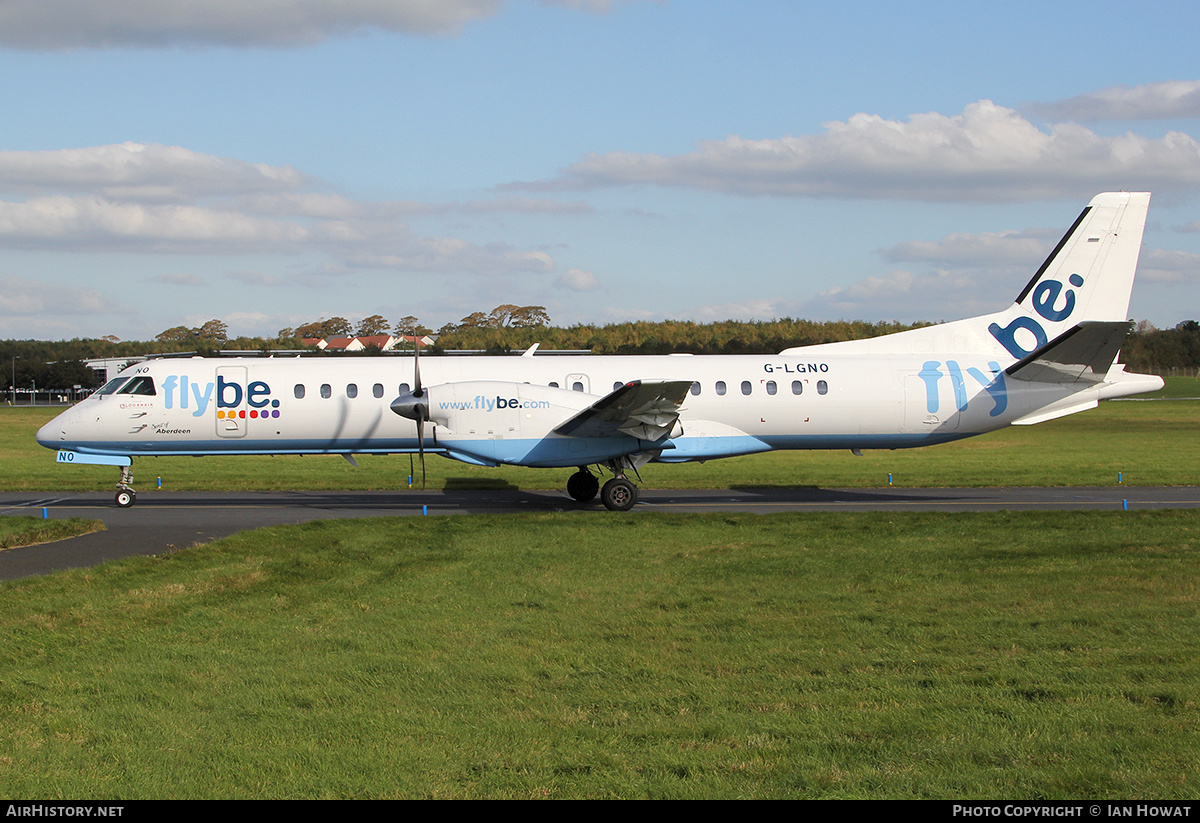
2,485 -> 1199,580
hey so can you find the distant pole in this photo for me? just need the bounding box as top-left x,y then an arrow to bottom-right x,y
10,356 -> 17,405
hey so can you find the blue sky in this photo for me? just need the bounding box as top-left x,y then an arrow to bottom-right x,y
2,0 -> 1200,341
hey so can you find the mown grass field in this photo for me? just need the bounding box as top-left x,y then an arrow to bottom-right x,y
0,511 -> 1197,799
4,377 -> 1198,492
0,515 -> 103,550
1,378 -> 1196,798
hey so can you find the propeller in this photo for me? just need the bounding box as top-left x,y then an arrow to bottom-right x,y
390,338 -> 429,488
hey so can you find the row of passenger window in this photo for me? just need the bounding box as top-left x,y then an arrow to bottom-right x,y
292,379 -> 829,400
690,379 -> 828,397
293,383 -> 412,399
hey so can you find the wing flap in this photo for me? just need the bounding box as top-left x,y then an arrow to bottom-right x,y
553,380 -> 694,440
1004,320 -> 1132,384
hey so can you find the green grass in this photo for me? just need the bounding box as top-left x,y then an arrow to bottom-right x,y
0,510 -> 1196,798
0,515 -> 104,550
5,378 -> 1199,492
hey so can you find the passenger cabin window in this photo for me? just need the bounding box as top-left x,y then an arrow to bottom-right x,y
116,376 -> 156,396
549,381 -> 559,388
373,383 -> 384,398
346,383 -> 358,398
572,381 -> 584,392
766,380 -> 777,395
614,381 -> 623,391
399,383 -> 410,395
715,381 -> 726,396
741,380 -> 752,396
791,380 -> 803,395
817,380 -> 828,395
690,382 -> 701,396
320,384 -> 332,399
294,384 -> 305,399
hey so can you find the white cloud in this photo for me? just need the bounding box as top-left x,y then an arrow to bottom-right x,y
555,268 -> 599,291
0,143 -> 559,275
0,143 -> 306,201
1030,80 -> 1200,122
226,270 -> 286,287
691,298 -> 786,322
802,267 -> 1010,323
524,100 -> 1200,201
0,274 -> 125,316
0,195 -> 310,252
0,0 -> 639,50
1138,248 -> 1200,284
0,0 -> 502,50
147,272 -> 206,287
881,229 -> 1056,266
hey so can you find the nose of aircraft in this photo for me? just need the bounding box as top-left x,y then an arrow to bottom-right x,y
36,406 -> 74,450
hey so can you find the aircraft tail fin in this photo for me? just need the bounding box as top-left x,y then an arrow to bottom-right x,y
986,192 -> 1150,361
778,193 -> 1151,363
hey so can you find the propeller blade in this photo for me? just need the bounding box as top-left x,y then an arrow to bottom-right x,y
413,334 -> 422,397
417,416 -> 426,489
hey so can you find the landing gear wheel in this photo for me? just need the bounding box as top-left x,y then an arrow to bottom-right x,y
566,469 -> 600,502
600,478 -> 638,511
115,489 -> 136,508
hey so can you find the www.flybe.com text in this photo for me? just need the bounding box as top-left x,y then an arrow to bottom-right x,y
438,396 -> 552,412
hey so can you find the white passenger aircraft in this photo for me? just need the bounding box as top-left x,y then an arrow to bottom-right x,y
39,192 -> 1163,510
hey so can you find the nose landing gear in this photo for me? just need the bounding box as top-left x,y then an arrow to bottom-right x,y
115,466 -> 137,508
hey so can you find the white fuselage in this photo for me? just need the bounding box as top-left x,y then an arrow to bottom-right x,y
36,347 -> 1115,468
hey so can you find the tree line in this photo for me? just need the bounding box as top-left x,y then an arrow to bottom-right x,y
5,317 -> 1199,391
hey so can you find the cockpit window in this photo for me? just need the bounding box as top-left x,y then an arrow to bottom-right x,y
115,376 -> 156,396
96,377 -> 131,396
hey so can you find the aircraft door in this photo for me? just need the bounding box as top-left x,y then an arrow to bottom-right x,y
566,373 -> 590,393
215,366 -> 249,438
903,372 -> 960,432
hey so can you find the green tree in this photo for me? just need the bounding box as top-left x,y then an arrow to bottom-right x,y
356,315 -> 391,337
195,319 -> 228,342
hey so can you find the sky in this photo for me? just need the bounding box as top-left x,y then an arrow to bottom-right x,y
2,0 -> 1200,341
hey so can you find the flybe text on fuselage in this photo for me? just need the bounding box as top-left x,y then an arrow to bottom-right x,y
158,374 -> 281,418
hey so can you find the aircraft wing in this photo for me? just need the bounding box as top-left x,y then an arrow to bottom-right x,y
553,379 -> 694,441
1004,320 -> 1133,384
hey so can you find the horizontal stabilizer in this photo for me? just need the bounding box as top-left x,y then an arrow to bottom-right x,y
1004,320 -> 1132,384
554,379 -> 693,441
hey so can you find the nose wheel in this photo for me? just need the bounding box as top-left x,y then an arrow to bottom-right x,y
115,466 -> 137,508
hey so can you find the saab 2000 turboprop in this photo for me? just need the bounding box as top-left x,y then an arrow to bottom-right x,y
38,192 -> 1163,510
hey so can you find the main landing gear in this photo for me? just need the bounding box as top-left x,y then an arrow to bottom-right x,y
115,465 -> 136,508
566,466 -> 639,512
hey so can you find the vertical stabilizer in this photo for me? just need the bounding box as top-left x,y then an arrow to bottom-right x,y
987,192 -> 1150,362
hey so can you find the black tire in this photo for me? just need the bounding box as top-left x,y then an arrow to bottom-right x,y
566,470 -> 600,502
600,478 -> 638,511
115,489 -> 136,508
